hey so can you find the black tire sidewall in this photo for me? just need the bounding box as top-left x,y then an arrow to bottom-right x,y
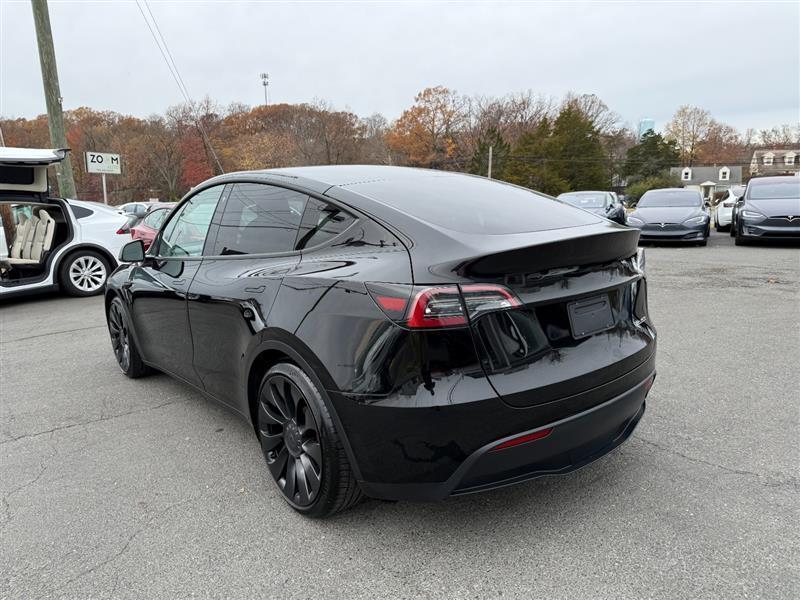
108,296 -> 146,377
59,250 -> 111,297
257,362 -> 349,517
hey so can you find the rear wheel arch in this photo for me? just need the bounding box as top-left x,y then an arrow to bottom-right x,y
55,244 -> 117,284
246,335 -> 362,481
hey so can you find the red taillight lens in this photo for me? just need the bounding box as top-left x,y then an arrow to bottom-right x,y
116,228 -> 126,234
723,202 -> 733,208
491,428 -> 553,452
407,286 -> 466,328
367,283 -> 521,329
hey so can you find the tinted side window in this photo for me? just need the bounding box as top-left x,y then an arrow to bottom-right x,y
212,183 -> 306,255
70,205 -> 94,219
295,198 -> 355,250
158,186 -> 223,257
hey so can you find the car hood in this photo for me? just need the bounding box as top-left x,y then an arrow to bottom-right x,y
632,206 -> 703,223
747,198 -> 800,217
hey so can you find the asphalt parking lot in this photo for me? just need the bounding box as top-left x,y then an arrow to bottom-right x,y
1,231 -> 798,599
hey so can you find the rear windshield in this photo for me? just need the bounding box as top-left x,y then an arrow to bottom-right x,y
348,175 -> 599,234
748,180 -> 800,199
638,190 -> 701,208
558,192 -> 607,208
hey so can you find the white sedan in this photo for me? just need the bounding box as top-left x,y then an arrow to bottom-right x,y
715,185 -> 745,232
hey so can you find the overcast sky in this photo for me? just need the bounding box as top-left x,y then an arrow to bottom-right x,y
1,1 -> 798,132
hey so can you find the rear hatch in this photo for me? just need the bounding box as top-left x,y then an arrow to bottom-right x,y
461,227 -> 654,408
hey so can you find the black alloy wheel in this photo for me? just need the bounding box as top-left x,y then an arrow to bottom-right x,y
259,373 -> 324,507
107,297 -> 151,378
108,299 -> 131,372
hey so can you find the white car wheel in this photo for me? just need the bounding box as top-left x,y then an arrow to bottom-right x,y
60,251 -> 110,297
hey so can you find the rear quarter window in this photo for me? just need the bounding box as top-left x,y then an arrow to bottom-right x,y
70,205 -> 94,219
295,198 -> 355,249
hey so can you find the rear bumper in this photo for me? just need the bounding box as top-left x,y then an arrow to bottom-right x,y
355,373 -> 652,501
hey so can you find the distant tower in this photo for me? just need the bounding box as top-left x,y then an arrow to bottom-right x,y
637,118 -> 656,140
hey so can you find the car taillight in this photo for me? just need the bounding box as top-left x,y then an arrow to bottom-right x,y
723,202 -> 733,208
367,283 -> 520,329
116,228 -> 127,234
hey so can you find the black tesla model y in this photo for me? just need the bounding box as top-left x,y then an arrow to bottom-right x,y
106,166 -> 656,517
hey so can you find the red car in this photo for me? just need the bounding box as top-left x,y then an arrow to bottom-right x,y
130,204 -> 175,250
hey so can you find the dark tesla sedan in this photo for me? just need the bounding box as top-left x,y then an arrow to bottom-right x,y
733,176 -> 800,245
627,188 -> 710,245
557,191 -> 627,224
105,166 -> 656,517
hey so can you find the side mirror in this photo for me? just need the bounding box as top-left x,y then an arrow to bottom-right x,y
119,239 -> 145,263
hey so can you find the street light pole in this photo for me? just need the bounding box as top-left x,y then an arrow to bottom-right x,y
260,73 -> 269,106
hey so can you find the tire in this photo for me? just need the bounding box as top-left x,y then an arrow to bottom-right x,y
59,250 -> 111,297
257,363 -> 362,518
107,296 -> 152,378
699,237 -> 708,247
734,224 -> 750,246
729,219 -> 736,237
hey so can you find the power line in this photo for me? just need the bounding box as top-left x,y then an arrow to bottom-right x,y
135,0 -> 224,174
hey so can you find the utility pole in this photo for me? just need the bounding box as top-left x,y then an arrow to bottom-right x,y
31,0 -> 76,198
487,145 -> 493,179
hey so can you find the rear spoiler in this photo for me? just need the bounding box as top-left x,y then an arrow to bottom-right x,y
0,147 -> 69,166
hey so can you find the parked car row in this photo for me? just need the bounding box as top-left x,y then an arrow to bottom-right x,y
2,146 -> 797,304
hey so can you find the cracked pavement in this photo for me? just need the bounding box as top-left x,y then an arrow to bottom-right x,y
1,231 -> 798,599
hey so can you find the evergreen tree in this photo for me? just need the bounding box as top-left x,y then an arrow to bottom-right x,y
469,128 -> 510,177
548,104 -> 610,190
623,130 -> 680,181
501,118 -> 569,196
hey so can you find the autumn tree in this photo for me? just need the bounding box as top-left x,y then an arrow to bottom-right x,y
696,120 -> 744,164
385,86 -> 466,168
359,113 -> 390,164
757,123 -> 800,146
665,105 -> 712,166
563,93 -> 620,135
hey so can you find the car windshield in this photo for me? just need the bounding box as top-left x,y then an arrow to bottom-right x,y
638,190 -> 701,208
748,180 -> 800,200
558,193 -> 606,208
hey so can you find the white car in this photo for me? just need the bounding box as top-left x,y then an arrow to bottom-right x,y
715,185 -> 745,232
0,147 -> 129,299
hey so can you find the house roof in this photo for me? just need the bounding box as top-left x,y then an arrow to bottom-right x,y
751,149 -> 799,159
669,166 -> 743,185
